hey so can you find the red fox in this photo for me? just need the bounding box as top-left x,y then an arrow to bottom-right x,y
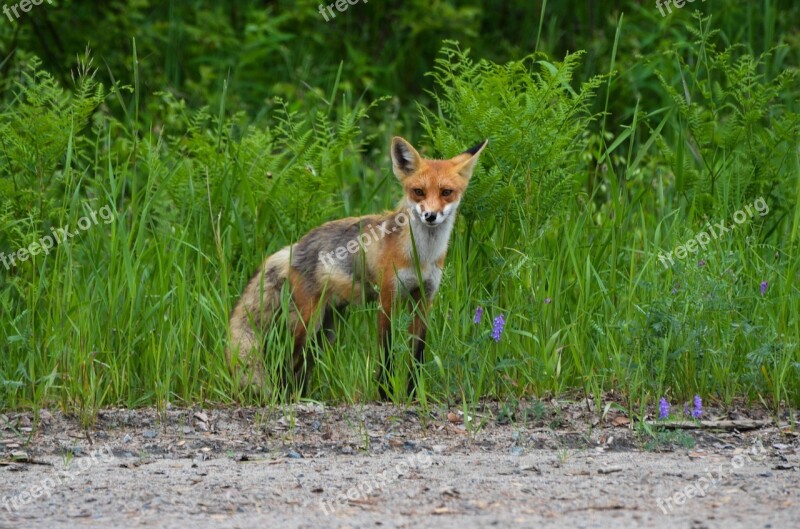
227,136 -> 488,397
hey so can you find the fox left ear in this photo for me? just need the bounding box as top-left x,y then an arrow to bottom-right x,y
391,137 -> 422,180
453,139 -> 489,180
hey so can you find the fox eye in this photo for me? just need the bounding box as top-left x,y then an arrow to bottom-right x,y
413,188 -> 425,197
441,189 -> 453,197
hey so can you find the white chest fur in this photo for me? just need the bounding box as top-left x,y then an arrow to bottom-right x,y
407,212 -> 454,262
393,214 -> 453,296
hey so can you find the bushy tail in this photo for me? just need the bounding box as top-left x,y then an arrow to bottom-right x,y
227,247 -> 292,386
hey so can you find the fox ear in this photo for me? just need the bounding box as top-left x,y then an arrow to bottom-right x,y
452,139 -> 488,180
391,137 -> 422,180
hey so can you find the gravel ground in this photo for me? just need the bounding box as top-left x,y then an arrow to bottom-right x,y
1,402 -> 798,528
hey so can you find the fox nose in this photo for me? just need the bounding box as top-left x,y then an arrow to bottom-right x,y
423,211 -> 438,224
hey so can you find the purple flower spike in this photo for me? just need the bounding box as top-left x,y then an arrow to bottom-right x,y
760,281 -> 768,296
691,395 -> 703,419
658,397 -> 670,420
474,306 -> 484,324
491,314 -> 506,342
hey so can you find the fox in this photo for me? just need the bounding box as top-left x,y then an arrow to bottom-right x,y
227,136 -> 488,397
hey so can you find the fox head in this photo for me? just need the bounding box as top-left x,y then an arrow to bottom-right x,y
390,136 -> 488,227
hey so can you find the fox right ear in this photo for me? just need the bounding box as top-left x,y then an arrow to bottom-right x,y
391,137 -> 422,180
452,139 -> 488,181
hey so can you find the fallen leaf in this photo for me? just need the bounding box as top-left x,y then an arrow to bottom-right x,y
447,412 -> 462,424
611,416 -> 630,427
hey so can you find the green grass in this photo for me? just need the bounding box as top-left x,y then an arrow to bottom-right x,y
0,2 -> 798,423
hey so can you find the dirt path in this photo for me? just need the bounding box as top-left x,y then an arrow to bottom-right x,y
1,403 -> 798,528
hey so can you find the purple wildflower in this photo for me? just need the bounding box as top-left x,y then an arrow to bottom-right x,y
760,281 -> 768,296
473,306 -> 484,324
491,314 -> 506,342
658,397 -> 670,420
683,403 -> 690,417
691,395 -> 703,419
544,297 -> 552,304
698,260 -> 706,267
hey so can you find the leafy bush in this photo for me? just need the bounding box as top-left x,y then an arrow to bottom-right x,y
421,43 -> 602,234
657,14 -> 799,225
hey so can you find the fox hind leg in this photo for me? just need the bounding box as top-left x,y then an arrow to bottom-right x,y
287,271 -> 327,395
318,305 -> 340,345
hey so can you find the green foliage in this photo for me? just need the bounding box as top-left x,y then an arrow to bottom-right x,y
657,14 -> 799,221
421,43 -> 603,233
644,428 -> 696,451
0,55 -> 105,249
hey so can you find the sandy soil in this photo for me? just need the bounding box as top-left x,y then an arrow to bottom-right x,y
1,401 -> 798,528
